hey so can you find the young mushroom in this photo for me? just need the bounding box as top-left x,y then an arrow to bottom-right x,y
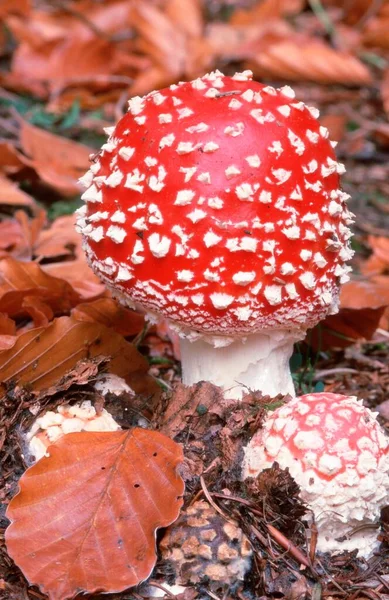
76,70 -> 353,399
243,392 -> 389,557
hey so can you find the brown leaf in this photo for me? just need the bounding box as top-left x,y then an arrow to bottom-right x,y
319,114 -> 347,143
363,16 -> 389,49
6,429 -> 184,600
0,0 -> 30,18
231,0 -> 305,24
250,35 -> 372,85
381,68 -> 389,117
307,279 -> 389,350
72,298 -> 144,337
0,313 -> 16,336
0,257 -> 80,324
34,215 -> 83,261
17,119 -> 92,196
0,175 -> 37,210
361,236 -> 389,275
132,2 -> 188,78
0,315 -> 157,398
0,142 -> 26,175
164,0 -> 203,39
42,260 -> 106,302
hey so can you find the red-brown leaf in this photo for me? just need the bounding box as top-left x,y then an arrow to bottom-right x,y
0,257 -> 81,324
18,119 -> 92,196
72,298 -> 144,337
6,429 -> 184,600
0,315 -> 157,398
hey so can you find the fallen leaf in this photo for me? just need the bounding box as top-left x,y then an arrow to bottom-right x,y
0,257 -> 80,324
6,429 -> 184,600
0,0 -> 30,18
0,313 -> 16,336
250,36 -> 372,85
363,16 -> 389,49
320,114 -> 347,143
34,215 -> 83,261
361,236 -> 389,275
17,119 -> 92,196
231,0 -> 305,24
0,176 -> 37,211
381,68 -> 389,117
42,259 -> 106,302
307,279 -> 389,350
0,315 -> 157,398
72,298 -> 144,337
0,142 -> 26,175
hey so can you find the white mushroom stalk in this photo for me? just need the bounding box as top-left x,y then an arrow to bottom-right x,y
178,329 -> 302,398
76,70 -> 354,400
243,393 -> 389,557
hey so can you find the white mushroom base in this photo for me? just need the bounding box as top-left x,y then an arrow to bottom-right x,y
179,329 -> 303,400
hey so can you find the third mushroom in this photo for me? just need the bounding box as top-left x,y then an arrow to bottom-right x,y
76,70 -> 354,399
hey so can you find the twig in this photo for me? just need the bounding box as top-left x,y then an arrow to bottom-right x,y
312,367 -> 359,381
266,523 -> 313,570
148,581 -> 177,599
199,476 -> 238,525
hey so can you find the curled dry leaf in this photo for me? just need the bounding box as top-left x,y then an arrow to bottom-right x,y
6,429 -> 184,600
231,0 -> 305,24
17,119 -> 92,196
363,16 -> 389,49
0,257 -> 80,324
0,315 -> 158,398
72,297 -> 144,337
250,36 -> 372,85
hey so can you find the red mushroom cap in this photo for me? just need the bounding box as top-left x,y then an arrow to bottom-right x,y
77,70 -> 353,336
244,392 -> 388,481
243,392 -> 389,556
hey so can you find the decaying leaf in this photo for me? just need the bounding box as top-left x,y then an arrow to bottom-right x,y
0,315 -> 157,398
72,298 -> 144,337
0,257 -> 80,324
250,36 -> 372,85
17,119 -> 92,196
0,175 -> 37,210
307,279 -> 389,350
6,429 -> 184,600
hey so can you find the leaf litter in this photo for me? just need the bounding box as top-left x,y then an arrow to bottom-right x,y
1,0 -> 389,598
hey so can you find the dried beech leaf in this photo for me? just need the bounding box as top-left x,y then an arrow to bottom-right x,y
72,298 -> 144,337
34,215 -> 83,261
363,17 -> 389,49
0,257 -> 80,323
6,429 -> 184,600
361,236 -> 389,275
307,280 -> 389,350
0,175 -> 37,209
382,68 -> 389,116
0,315 -> 156,398
251,37 -> 372,85
18,119 -> 92,196
231,0 -> 305,24
42,260 -> 106,301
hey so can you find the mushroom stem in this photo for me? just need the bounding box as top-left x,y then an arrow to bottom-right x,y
179,330 -> 303,399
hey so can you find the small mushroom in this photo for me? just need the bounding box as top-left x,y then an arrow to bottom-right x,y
243,392 -> 389,557
77,70 -> 354,399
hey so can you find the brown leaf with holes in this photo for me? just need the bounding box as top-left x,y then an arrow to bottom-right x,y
0,257 -> 80,325
72,298 -> 144,337
0,315 -> 157,398
17,119 -> 92,196
250,35 -> 372,85
6,429 -> 184,600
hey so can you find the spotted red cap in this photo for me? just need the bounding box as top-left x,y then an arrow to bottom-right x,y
242,392 -> 389,556
76,70 -> 353,337
243,392 -> 388,481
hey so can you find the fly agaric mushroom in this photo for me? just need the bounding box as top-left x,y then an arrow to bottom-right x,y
76,70 -> 354,399
243,392 -> 389,557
